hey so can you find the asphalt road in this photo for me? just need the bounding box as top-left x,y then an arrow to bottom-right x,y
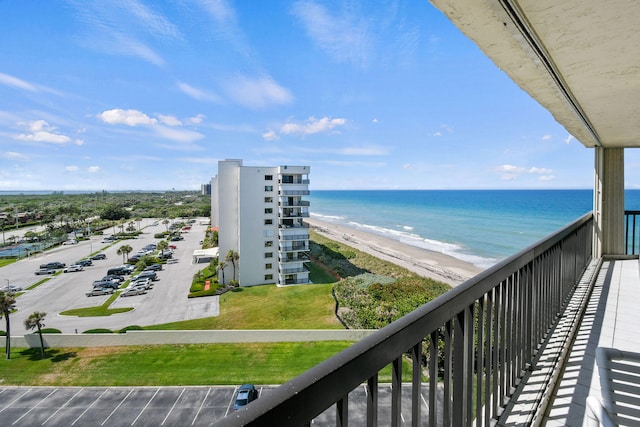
2,218 -> 219,335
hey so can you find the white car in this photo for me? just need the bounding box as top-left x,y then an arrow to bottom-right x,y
64,264 -> 84,273
63,239 -> 78,245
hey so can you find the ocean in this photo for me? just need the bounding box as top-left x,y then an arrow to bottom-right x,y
307,189 -> 640,269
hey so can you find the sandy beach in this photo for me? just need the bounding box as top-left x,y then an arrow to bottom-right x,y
306,217 -> 483,287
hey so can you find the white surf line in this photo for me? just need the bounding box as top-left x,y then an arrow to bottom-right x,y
161,387 -> 186,426
131,388 -> 159,426
12,389 -> 58,425
191,387 -> 212,425
71,388 -> 110,425
43,388 -> 84,425
100,388 -> 133,426
0,388 -> 31,414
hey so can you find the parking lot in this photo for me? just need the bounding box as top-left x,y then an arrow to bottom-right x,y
3,218 -> 218,335
0,383 -> 437,426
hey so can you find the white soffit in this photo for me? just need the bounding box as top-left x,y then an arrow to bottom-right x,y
430,0 -> 640,148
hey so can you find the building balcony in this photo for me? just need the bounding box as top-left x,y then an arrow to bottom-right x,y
279,190 -> 310,196
214,211 -> 640,426
279,243 -> 308,252
278,232 -> 309,241
279,200 -> 310,207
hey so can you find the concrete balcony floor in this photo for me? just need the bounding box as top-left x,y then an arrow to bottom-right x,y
542,258 -> 640,426
504,258 -> 639,426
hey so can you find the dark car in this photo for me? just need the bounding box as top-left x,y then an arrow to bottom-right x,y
91,253 -> 107,260
107,267 -> 128,276
232,384 -> 259,411
76,259 -> 93,267
92,280 -> 120,289
101,275 -> 124,283
136,270 -> 158,281
39,262 -> 65,269
144,264 -> 162,271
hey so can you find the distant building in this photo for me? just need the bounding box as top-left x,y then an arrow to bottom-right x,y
200,183 -> 211,195
211,159 -> 311,287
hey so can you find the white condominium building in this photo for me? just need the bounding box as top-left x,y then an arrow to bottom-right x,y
211,159 -> 311,287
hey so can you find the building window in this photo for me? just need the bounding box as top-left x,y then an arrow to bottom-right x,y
265,185 -> 273,192
265,175 -> 273,181
265,241 -> 273,247
265,263 -> 272,269
265,197 -> 273,203
265,208 -> 273,214
265,252 -> 273,258
265,274 -> 273,280
264,219 -> 273,225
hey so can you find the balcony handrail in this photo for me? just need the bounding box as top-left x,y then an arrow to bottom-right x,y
215,212 -> 593,426
624,210 -> 640,255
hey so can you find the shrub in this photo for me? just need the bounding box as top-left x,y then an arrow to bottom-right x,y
40,328 -> 62,334
118,325 -> 144,333
82,328 -> 113,334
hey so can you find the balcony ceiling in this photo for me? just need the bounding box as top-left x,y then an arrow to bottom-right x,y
430,0 -> 640,148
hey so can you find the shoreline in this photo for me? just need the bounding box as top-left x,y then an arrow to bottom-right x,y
305,217 -> 483,287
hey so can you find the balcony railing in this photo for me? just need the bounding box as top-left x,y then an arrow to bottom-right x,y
215,212 -> 593,426
279,233 -> 309,241
624,210 -> 640,254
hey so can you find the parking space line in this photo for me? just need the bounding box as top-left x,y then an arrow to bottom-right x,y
161,387 -> 185,426
0,388 -> 31,414
101,388 -> 133,426
191,387 -> 211,425
71,388 -> 110,426
12,389 -> 57,425
131,388 -> 159,426
43,388 -> 84,425
224,385 -> 239,417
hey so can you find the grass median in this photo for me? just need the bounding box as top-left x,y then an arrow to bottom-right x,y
0,342 -> 414,386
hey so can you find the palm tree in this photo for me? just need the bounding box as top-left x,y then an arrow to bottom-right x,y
157,240 -> 169,257
24,311 -> 47,358
162,219 -> 170,232
225,250 -> 240,282
217,261 -> 227,285
135,217 -> 142,231
0,292 -> 16,359
117,244 -> 133,263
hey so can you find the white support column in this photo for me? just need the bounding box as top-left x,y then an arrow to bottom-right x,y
594,147 -> 625,257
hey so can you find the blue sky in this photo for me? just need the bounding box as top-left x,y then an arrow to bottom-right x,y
1,0 -> 637,191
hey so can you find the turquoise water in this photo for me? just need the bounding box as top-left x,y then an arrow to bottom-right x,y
307,190 -> 640,268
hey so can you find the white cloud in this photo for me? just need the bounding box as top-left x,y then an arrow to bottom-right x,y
98,109 -> 158,126
0,72 -> 37,92
158,114 -> 182,126
225,75 -> 293,109
291,1 -> 370,67
542,134 -> 552,140
65,165 -> 79,172
153,125 -> 204,143
372,118 -> 378,123
262,130 -> 279,141
565,135 -> 575,144
14,120 -> 72,144
2,151 -> 28,161
88,166 -> 100,173
177,82 -> 222,103
187,114 -> 206,124
341,146 -> 387,156
495,164 -> 554,180
280,116 -> 346,137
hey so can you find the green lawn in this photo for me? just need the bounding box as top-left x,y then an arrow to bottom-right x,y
0,342 -> 418,386
59,292 -> 133,317
147,283 -> 342,330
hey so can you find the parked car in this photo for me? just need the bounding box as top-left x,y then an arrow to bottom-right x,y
39,262 -> 65,269
120,287 -> 147,297
76,259 -> 93,267
130,278 -> 152,289
90,253 -> 107,260
169,244 -> 177,249
144,264 -> 162,271
232,384 -> 259,411
170,235 -> 184,241
101,275 -> 124,283
92,280 -> 120,289
62,239 -> 78,245
107,267 -> 128,276
135,270 -> 158,281
86,288 -> 114,297
34,268 -> 56,275
158,252 -> 173,259
0,285 -> 23,293
63,264 -> 84,273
